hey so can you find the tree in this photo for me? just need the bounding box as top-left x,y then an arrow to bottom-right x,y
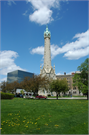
20,74 -> 50,96
5,82 -> 13,93
20,77 -> 32,94
1,81 -> 7,93
11,81 -> 20,94
73,74 -> 82,94
1,81 -> 19,94
30,75 -> 50,96
61,78 -> 69,94
73,58 -> 88,100
50,79 -> 68,99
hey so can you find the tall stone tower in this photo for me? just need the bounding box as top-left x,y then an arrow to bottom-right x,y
40,26 -> 56,80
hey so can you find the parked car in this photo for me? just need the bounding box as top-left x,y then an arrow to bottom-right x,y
25,95 -> 34,99
35,95 -> 47,99
15,94 -> 23,98
28,95 -> 35,99
20,94 -> 23,98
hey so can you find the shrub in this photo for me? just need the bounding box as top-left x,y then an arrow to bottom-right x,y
1,92 -> 14,99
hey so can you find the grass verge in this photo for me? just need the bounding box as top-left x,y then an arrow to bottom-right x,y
1,98 -> 88,134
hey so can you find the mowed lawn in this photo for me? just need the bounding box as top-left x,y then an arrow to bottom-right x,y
1,98 -> 88,134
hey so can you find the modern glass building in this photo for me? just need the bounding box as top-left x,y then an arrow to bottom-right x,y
7,70 -> 34,83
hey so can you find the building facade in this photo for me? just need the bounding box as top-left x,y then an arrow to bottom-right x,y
38,72 -> 83,96
56,72 -> 83,96
7,70 -> 34,83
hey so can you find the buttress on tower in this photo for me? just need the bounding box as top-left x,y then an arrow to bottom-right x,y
40,26 -> 56,80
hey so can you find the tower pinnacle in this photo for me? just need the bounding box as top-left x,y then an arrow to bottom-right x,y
44,25 -> 51,39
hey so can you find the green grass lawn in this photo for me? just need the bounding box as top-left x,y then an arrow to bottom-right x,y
1,98 -> 88,134
48,96 -> 71,98
48,96 -> 86,98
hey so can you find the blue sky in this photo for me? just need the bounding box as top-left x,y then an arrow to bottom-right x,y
0,0 -> 89,82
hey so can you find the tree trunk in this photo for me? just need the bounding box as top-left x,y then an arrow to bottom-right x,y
56,93 -> 58,100
87,93 -> 89,100
15,88 -> 17,95
34,91 -> 36,97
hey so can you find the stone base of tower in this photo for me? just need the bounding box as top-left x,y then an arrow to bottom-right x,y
40,66 -> 56,80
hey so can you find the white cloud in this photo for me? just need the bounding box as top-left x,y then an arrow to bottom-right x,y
22,10 -> 28,16
64,46 -> 89,60
27,0 -> 60,25
30,29 -> 89,60
29,7 -> 53,25
27,0 -> 59,10
0,77 -> 7,83
30,46 -> 44,55
56,72 -> 64,75
0,50 -> 26,76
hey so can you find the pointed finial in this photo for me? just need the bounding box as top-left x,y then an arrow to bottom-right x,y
54,64 -> 55,73
46,25 -> 48,31
54,64 -> 55,68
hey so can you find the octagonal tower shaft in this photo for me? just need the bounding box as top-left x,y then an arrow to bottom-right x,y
44,26 -> 51,73
44,37 -> 51,72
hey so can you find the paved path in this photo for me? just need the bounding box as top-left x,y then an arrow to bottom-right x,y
47,97 -> 87,100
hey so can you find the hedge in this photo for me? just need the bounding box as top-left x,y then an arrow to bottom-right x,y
1,92 -> 14,99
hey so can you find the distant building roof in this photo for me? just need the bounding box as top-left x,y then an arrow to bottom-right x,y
75,71 -> 81,73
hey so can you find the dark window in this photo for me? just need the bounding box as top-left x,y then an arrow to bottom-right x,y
73,91 -> 76,94
73,87 -> 76,90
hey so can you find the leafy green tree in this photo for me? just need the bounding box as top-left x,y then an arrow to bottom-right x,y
50,80 -> 60,99
73,74 -> 82,94
61,78 -> 69,94
73,58 -> 88,100
50,79 -> 68,99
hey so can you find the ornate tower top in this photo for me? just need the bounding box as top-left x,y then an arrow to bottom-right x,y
44,25 -> 51,39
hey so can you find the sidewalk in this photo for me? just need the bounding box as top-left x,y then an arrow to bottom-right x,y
47,97 -> 87,100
